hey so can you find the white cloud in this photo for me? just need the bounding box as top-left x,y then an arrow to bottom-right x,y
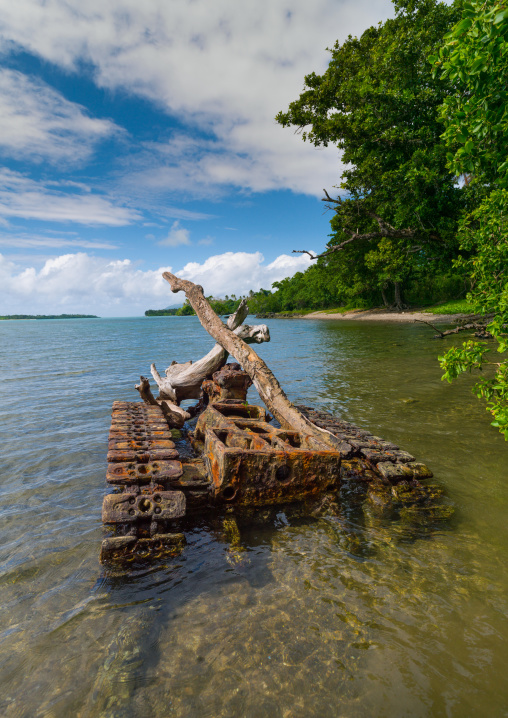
0,169 -> 140,225
0,69 -> 120,164
0,0 -> 394,197
0,231 -> 118,249
178,250 -> 312,296
0,249 -> 313,315
158,220 -> 191,247
119,132 -> 341,200
0,253 -> 172,314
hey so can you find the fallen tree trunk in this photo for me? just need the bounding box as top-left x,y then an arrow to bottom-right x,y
162,271 -> 343,450
415,318 -> 494,340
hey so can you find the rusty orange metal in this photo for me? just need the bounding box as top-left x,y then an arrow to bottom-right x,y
108,439 -> 176,450
101,377 -> 439,564
202,362 -> 252,403
106,447 -> 180,463
106,460 -> 183,485
192,401 -> 342,506
102,490 -> 186,524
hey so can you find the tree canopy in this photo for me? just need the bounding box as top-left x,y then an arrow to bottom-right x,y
146,0 -> 508,439
431,1 -> 508,188
276,0 -> 463,308
268,0 -> 508,439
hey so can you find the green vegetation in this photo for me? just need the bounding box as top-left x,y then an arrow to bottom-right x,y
436,0 -> 508,438
244,0 -> 470,317
146,0 -> 508,438
249,0 -> 508,438
0,314 -> 99,320
145,307 -> 183,316
275,0 -> 463,311
424,299 -> 476,315
245,270 -> 469,315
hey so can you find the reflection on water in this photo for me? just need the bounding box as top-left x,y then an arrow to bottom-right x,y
0,317 -> 507,717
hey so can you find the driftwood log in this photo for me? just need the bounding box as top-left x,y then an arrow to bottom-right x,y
135,375 -> 191,425
136,298 -> 270,428
150,299 -> 270,402
415,314 -> 495,340
161,271 -> 343,450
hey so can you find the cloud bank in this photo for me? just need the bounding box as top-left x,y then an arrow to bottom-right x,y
0,250 -> 312,315
0,169 -> 140,225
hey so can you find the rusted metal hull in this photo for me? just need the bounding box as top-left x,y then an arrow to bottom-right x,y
194,402 -> 342,505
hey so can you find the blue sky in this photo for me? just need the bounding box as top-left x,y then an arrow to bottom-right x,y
0,0 -> 394,316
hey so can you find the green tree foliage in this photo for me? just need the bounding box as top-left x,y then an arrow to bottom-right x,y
431,1 -> 508,186
434,1 -> 508,438
276,0 -> 463,308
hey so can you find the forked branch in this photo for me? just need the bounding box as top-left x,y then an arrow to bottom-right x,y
150,297 -> 270,403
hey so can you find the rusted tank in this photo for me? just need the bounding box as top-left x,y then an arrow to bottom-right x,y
100,364 -> 449,564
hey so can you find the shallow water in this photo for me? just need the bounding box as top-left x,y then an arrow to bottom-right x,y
0,316 -> 507,717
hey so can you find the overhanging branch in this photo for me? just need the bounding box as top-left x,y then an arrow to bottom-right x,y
295,189 -> 434,260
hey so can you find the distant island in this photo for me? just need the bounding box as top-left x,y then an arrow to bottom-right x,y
145,308 -> 182,316
0,314 -> 99,320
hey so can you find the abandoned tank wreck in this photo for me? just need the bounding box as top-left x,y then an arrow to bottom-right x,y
100,271 -> 452,563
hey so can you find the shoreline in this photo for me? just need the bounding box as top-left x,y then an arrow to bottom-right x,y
285,309 -> 471,324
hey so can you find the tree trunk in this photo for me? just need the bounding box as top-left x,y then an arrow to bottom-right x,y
393,281 -> 405,311
162,271 -> 343,450
381,284 -> 390,308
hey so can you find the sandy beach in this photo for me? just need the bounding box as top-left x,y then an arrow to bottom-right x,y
301,308 -> 470,323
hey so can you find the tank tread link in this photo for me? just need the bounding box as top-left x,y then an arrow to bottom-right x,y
294,405 -> 434,482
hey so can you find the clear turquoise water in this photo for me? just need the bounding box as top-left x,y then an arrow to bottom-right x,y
0,316 -> 507,717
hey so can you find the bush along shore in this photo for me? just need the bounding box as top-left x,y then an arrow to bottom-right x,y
255,299 -> 478,321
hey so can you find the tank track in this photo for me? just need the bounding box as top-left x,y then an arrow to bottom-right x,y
100,401 -> 211,563
295,405 -> 434,482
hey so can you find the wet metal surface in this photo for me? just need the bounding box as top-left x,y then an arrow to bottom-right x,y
102,392 -> 446,558
102,491 -> 186,523
195,403 -> 342,505
202,362 -> 253,403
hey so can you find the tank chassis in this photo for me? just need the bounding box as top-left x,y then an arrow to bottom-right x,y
100,273 -> 450,563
